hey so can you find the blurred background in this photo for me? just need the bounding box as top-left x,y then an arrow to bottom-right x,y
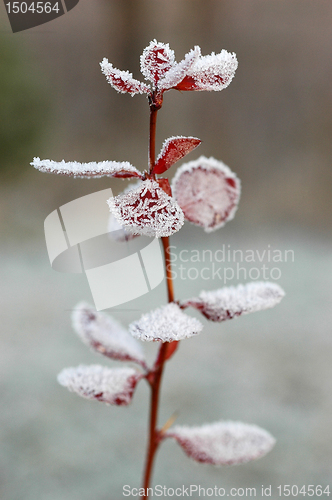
0,1 -> 331,498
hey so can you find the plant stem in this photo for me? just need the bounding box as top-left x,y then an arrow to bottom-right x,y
142,99 -> 176,497
162,236 -> 175,303
148,106 -> 158,175
142,342 -> 168,495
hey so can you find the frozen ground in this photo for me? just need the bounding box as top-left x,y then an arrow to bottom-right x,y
1,224 -> 331,500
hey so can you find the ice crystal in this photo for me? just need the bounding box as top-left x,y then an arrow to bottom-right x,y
108,213 -> 138,242
172,156 -> 241,232
72,303 -> 146,366
174,50 -> 238,92
100,58 -> 150,96
184,282 -> 285,322
57,365 -> 142,406
31,158 -> 143,179
166,421 -> 276,465
153,136 -> 201,175
108,181 -> 142,242
158,46 -> 201,92
107,179 -> 184,238
140,40 -> 175,86
129,303 -> 203,342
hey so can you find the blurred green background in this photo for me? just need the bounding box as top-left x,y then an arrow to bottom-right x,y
0,1 -> 331,499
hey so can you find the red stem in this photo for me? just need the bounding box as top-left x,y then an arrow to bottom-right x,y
148,106 -> 158,175
142,98 -> 176,498
161,236 -> 175,303
142,342 -> 168,495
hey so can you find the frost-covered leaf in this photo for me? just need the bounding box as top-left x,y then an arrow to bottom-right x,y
108,181 -> 142,242
184,282 -> 285,322
166,421 -> 276,465
31,158 -> 143,179
57,365 -> 142,406
153,136 -> 201,175
172,156 -> 240,232
158,46 -> 201,92
173,49 -> 238,92
100,58 -> 150,96
72,303 -> 146,367
107,179 -> 184,238
140,40 -> 175,86
129,303 -> 203,342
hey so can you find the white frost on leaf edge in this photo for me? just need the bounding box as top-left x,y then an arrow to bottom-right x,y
100,58 -> 150,96
107,179 -> 184,238
31,157 -> 142,179
171,156 -> 241,232
140,39 -> 175,86
129,303 -> 203,342
72,302 -> 146,366
108,213 -> 138,242
57,365 -> 142,406
108,181 -> 143,242
185,282 -> 285,322
154,135 -> 201,174
186,50 -> 238,91
158,46 -> 201,91
166,420 -> 276,466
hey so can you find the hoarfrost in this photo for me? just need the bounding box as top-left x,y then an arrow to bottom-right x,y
100,42 -> 237,97
184,282 -> 285,322
174,50 -> 238,92
107,179 -> 184,238
166,421 -> 276,465
129,303 -> 203,342
57,365 -> 142,406
172,156 -> 240,232
72,303 -> 146,367
31,157 -> 143,179
108,181 -> 142,242
108,213 -> 138,242
140,40 -> 175,86
153,136 -> 201,175
100,58 -> 150,96
158,46 -> 201,91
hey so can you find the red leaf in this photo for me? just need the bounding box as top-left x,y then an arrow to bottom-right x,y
129,303 -> 203,342
140,40 -> 175,86
72,303 -> 146,368
108,179 -> 184,238
156,177 -> 172,196
172,50 -> 238,92
172,156 -> 241,232
57,365 -> 142,406
31,158 -> 143,179
182,282 -> 285,322
164,340 -> 179,361
153,136 -> 201,175
166,421 -> 276,465
100,58 -> 150,96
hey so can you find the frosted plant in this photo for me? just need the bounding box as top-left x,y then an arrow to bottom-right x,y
32,41 -> 285,497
